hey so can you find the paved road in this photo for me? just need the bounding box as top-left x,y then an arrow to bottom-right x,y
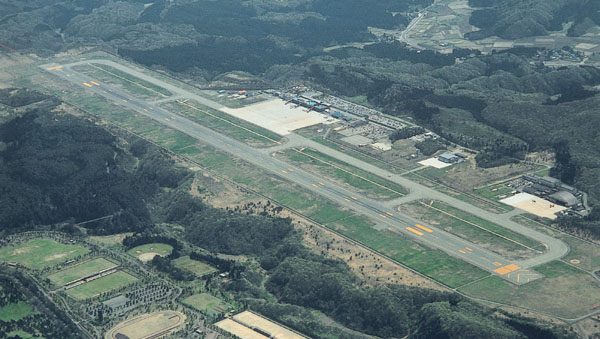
41,60 -> 571,284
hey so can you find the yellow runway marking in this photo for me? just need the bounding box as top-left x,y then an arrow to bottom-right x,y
312,184 -> 319,187
90,81 -> 100,86
517,274 -> 520,283
143,108 -> 147,111
351,196 -> 358,200
344,198 -> 351,202
458,249 -> 467,254
288,168 -> 294,172
318,182 -> 324,186
47,65 -> 63,71
83,82 -> 93,87
493,262 -> 502,266
122,99 -> 128,102
494,264 -> 521,275
415,224 -> 433,233
379,214 -> 387,219
281,170 -> 287,174
466,247 -> 473,252
386,212 -> 393,216
406,227 -> 424,236
164,118 -> 169,121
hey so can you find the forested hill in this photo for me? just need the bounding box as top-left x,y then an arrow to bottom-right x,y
0,88 -> 189,235
467,0 -> 600,40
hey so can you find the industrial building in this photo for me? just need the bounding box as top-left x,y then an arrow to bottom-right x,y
438,153 -> 460,164
549,191 -> 579,207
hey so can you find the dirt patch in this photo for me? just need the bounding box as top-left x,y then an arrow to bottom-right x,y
44,251 -> 74,262
435,162 -> 539,191
138,252 -> 160,262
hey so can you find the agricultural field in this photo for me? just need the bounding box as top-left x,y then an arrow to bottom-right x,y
47,258 -> 118,286
182,293 -> 231,315
0,238 -> 89,270
162,100 -> 282,147
399,200 -> 545,260
104,310 -> 186,339
127,243 -> 173,262
172,256 -> 217,277
65,271 -> 138,300
458,261 -> 600,319
279,147 -> 407,200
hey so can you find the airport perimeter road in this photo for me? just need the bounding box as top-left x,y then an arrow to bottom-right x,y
41,60 -> 565,283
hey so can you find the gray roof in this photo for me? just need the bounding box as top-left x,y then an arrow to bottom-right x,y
549,191 -> 578,206
541,176 -> 561,184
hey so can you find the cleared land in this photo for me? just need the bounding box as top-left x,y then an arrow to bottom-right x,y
72,63 -> 171,100
459,261 -> 600,319
233,311 -> 307,339
279,148 -> 407,200
163,100 -> 282,147
182,293 -> 230,315
0,301 -> 36,322
47,257 -> 118,286
172,256 -> 217,277
127,243 -> 173,262
65,270 -> 137,300
399,201 -> 545,259
220,98 -> 335,135
501,193 -> 566,220
105,310 -> 186,339
0,238 -> 89,270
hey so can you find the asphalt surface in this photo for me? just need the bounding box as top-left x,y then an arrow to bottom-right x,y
40,60 -> 572,285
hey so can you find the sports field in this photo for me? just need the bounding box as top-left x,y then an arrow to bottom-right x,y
47,258 -> 118,286
172,256 -> 217,277
0,301 -> 36,322
105,310 -> 186,339
65,271 -> 137,300
182,293 -> 230,315
127,243 -> 173,262
0,238 -> 89,269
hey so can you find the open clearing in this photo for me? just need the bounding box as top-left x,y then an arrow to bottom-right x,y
127,243 -> 173,262
398,200 -> 545,260
459,261 -> 600,319
233,311 -> 307,339
47,257 -> 118,286
501,193 -> 566,220
65,270 -> 137,300
72,63 -> 171,100
0,301 -> 36,322
279,147 -> 407,200
182,293 -> 230,315
172,256 -> 217,277
105,310 -> 186,339
0,238 -> 88,269
418,157 -> 453,169
220,98 -> 335,135
163,100 -> 282,147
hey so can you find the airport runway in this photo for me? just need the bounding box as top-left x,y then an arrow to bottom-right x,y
41,60 -> 563,284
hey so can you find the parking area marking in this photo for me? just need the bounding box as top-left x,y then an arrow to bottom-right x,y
406,227 -> 424,236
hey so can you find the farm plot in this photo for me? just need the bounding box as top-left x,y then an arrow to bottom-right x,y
127,243 -> 173,262
65,271 -> 137,300
105,310 -> 186,339
0,238 -> 88,270
47,258 -> 118,286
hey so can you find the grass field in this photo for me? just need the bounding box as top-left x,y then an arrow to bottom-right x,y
559,234 -> 600,272
473,182 -> 515,202
182,293 -> 230,315
72,63 -> 171,99
6,330 -> 40,339
0,238 -> 89,270
47,258 -> 118,286
172,256 -> 217,277
127,243 -> 173,262
0,301 -> 36,322
65,271 -> 137,300
162,100 -> 282,147
280,148 -> 407,200
458,261 -> 600,319
400,201 -> 545,259
325,214 -> 489,288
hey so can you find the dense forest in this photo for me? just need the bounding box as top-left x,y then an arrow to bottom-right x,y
467,0 -> 600,39
0,88 -> 189,235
